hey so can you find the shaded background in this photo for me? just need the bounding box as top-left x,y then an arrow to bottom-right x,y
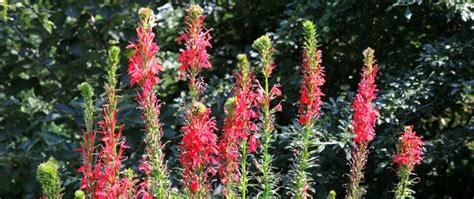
0,0 -> 473,198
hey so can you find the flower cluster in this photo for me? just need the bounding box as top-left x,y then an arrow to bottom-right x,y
177,4 -> 212,98
127,8 -> 163,98
298,20 -> 325,126
95,111 -> 126,198
393,125 -> 424,199
180,102 -> 218,195
217,54 -> 257,197
347,47 -> 379,199
60,5 -> 432,199
393,126 -> 424,170
78,129 -> 96,194
127,8 -> 168,198
351,48 -> 379,143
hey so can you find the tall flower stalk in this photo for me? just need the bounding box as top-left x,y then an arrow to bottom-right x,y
218,54 -> 257,198
77,82 -> 96,198
252,35 -> 281,198
393,126 -> 424,199
94,46 -> 131,198
177,4 -> 212,101
346,47 -> 379,199
292,20 -> 325,199
177,4 -> 217,198
127,7 -> 168,198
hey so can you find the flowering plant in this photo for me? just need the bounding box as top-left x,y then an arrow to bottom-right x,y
346,47 -> 379,199
291,20 -> 325,199
218,54 -> 257,198
177,4 -> 212,100
30,5 -> 431,198
77,82 -> 96,197
252,35 -> 282,198
127,7 -> 168,198
393,126 -> 424,199
177,5 -> 218,198
76,46 -> 135,199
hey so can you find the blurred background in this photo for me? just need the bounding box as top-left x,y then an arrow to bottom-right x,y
0,0 -> 472,198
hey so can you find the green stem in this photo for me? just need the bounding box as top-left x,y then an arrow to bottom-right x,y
348,143 -> 366,199
295,124 -> 312,199
261,76 -> 273,198
396,166 -> 411,199
240,139 -> 248,199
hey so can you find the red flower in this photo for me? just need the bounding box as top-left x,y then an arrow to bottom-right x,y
248,134 -> 258,153
177,5 -> 212,76
127,27 -> 163,88
177,5 -> 212,99
298,49 -> 325,126
77,129 -> 96,193
180,103 -> 218,194
190,180 -> 199,193
351,49 -> 379,143
95,106 -> 129,198
217,86 -> 257,192
393,126 -> 424,170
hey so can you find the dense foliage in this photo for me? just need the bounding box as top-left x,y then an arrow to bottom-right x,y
0,1 -> 472,198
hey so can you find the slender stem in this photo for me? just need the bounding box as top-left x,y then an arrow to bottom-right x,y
396,166 -> 411,199
295,124 -> 312,199
348,143 -> 366,199
240,139 -> 248,199
262,76 -> 272,198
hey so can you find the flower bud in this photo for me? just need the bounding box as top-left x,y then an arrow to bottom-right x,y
138,7 -> 156,29
187,4 -> 203,21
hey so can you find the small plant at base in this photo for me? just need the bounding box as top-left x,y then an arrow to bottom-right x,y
128,7 -> 169,198
37,159 -> 63,199
393,126 -> 424,199
327,190 -> 336,199
346,47 -> 379,199
252,35 -> 282,198
291,20 -> 325,199
74,190 -> 85,199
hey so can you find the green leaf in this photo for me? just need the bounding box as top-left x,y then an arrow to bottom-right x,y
1,0 -> 7,20
42,17 -> 55,34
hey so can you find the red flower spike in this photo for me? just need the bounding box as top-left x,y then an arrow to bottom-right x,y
298,49 -> 325,126
128,7 -> 169,198
177,5 -> 212,77
78,129 -> 96,193
180,104 -> 218,195
393,126 -> 424,170
351,49 -> 379,143
347,47 -> 379,199
127,26 -> 163,87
